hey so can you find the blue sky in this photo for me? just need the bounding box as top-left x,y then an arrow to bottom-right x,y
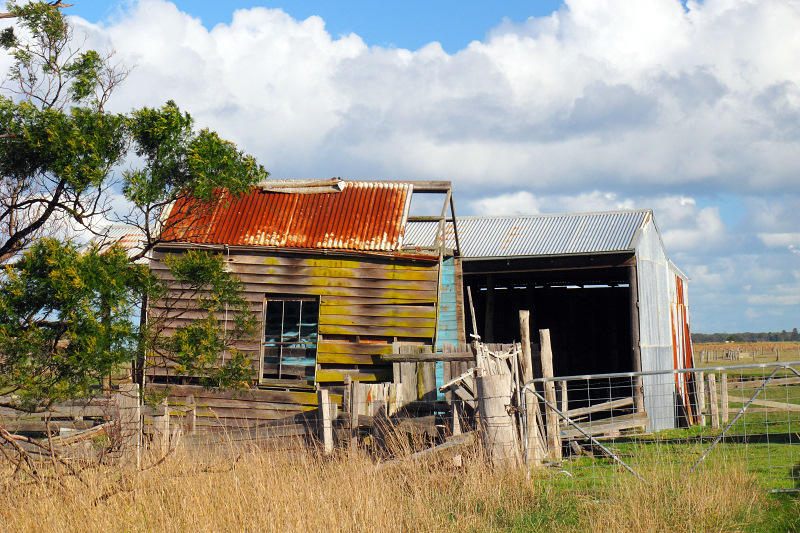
3,0 -> 799,334
66,1 -> 566,53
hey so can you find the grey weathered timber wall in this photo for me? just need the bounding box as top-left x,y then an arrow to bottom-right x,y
148,247 -> 463,387
145,384 -> 343,430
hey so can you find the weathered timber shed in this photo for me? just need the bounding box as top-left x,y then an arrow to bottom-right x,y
406,209 -> 693,430
148,180 -> 464,401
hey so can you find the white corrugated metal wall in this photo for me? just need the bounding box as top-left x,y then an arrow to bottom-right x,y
635,216 -> 677,431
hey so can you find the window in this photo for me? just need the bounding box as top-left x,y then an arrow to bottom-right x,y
262,296 -> 319,384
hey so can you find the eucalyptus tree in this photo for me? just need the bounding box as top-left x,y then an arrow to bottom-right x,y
0,1 -> 264,409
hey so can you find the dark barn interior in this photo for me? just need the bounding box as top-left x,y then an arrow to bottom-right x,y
463,252 -> 638,407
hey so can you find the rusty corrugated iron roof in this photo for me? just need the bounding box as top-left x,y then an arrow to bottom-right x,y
160,181 -> 413,251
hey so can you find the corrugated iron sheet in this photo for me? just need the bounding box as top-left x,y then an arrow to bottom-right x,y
405,210 -> 650,258
90,225 -> 148,264
161,181 -> 412,251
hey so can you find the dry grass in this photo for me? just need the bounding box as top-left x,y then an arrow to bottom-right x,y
0,437 -> 784,533
695,342 -> 800,366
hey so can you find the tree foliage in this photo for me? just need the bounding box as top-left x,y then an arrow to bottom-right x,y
692,329 -> 800,344
147,250 -> 257,389
0,2 -> 267,407
0,239 -> 145,408
0,242 -> 256,408
122,101 -> 267,260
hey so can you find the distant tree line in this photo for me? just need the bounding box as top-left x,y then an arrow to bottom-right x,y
692,328 -> 800,343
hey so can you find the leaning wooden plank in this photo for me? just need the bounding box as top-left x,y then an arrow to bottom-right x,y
195,406 -> 314,421
50,421 -> 113,446
3,420 -> 97,433
44,406 -> 110,418
540,330 -> 561,461
565,397 -> 634,419
439,367 -> 476,392
173,397 -> 321,412
181,424 -> 310,445
319,341 -> 394,354
146,384 -> 321,405
382,351 -> 474,363
316,352 -> 387,365
320,304 -> 437,319
200,253 -> 439,270
239,283 -> 439,302
59,396 -> 115,407
448,385 -> 477,410
559,412 -> 649,439
377,432 -> 476,469
230,264 -> 440,282
319,315 -> 436,329
315,368 -> 393,383
235,272 -> 440,292
319,324 -> 435,338
395,415 -> 439,439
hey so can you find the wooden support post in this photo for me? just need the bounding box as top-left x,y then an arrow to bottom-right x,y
186,395 -> 196,436
720,373 -> 729,424
467,286 -> 479,340
520,310 -> 546,467
484,274 -> 495,343
392,342 -> 418,407
697,371 -> 706,426
387,382 -> 401,417
476,371 -> 521,468
343,374 -> 352,415
417,361 -> 437,403
114,383 -> 141,469
153,398 -> 170,456
559,381 -> 568,415
629,265 -> 645,414
318,388 -> 334,454
708,374 -> 720,429
539,329 -> 562,461
344,375 -> 358,450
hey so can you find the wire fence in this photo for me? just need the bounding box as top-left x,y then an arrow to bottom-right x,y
522,362 -> 800,493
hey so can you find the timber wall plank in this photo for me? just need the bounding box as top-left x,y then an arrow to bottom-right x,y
149,248 -> 444,386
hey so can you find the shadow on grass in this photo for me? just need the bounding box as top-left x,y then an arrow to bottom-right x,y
605,430 -> 798,447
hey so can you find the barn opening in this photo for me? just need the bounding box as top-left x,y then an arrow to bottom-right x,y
463,253 -> 636,378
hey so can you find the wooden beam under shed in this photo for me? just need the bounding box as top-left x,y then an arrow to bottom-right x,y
381,351 -> 474,362
409,181 -> 452,193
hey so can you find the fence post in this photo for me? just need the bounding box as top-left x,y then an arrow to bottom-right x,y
540,329 -> 562,460
186,394 -> 196,435
344,375 -> 357,450
318,388 -> 334,454
114,383 -> 141,469
519,310 -> 545,467
476,371 -> 521,468
697,371 -> 706,426
153,398 -> 170,456
708,374 -> 720,429
720,373 -> 729,424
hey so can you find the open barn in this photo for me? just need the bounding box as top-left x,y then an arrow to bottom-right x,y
406,210 -> 695,431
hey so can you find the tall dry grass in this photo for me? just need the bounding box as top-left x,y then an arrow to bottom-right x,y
0,439 -> 778,533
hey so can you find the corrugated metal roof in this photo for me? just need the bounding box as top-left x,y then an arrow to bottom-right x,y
161,181 -> 412,251
89,225 -> 148,264
404,210 -> 651,258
